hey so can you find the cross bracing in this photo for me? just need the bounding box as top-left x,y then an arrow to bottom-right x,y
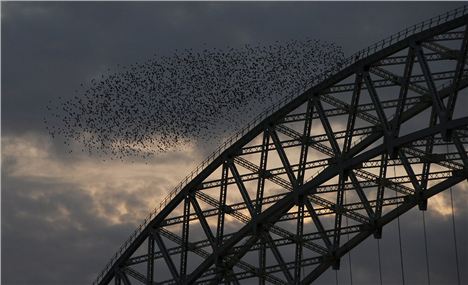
95,6 -> 468,285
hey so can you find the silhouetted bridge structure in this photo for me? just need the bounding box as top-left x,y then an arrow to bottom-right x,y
94,6 -> 468,285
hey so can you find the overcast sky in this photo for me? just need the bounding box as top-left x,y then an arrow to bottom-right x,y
2,1 -> 467,285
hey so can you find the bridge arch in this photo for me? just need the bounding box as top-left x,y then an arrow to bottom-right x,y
95,6 -> 468,285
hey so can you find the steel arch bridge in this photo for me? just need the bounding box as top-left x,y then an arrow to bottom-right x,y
95,7 -> 468,285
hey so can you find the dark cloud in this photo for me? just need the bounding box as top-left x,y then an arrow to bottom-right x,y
1,174 -> 134,285
2,1 -> 461,139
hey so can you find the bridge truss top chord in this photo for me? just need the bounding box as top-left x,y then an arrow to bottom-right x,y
95,6 -> 468,285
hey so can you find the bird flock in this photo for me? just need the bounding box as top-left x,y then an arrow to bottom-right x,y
45,39 -> 345,160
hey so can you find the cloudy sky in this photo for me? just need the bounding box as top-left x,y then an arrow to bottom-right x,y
2,1 -> 467,285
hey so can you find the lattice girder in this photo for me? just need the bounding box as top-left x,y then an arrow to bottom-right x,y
97,10 -> 468,285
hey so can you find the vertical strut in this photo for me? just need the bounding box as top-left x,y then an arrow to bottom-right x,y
298,100 -> 314,185
314,94 -> 345,267
256,130 -> 269,285
452,133 -> 468,167
147,235 -> 155,285
447,25 -> 468,122
364,70 -> 392,235
217,162 -> 229,246
294,202 -> 305,284
343,72 -> 363,154
180,197 -> 190,280
333,174 -> 346,266
392,46 -> 416,139
416,44 -> 448,124
398,150 -> 422,208
216,162 -> 229,284
256,129 -> 270,214
374,153 -> 389,238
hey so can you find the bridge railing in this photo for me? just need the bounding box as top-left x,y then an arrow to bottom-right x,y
341,5 -> 467,67
93,5 -> 467,285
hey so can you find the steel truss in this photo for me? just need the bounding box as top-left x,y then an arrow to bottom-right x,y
96,9 -> 468,285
